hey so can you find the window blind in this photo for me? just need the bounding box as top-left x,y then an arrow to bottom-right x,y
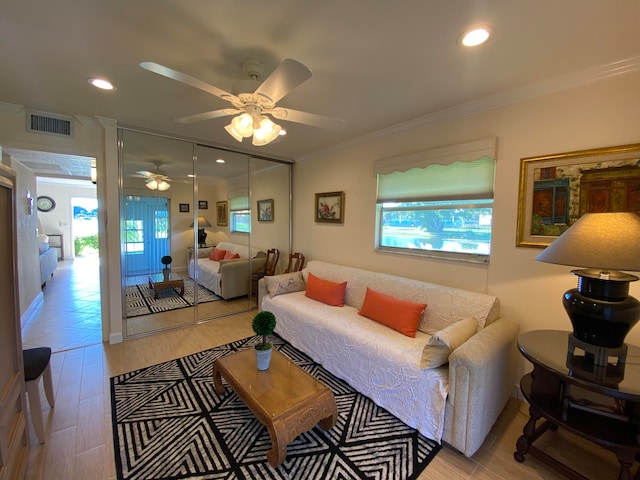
375,137 -> 497,203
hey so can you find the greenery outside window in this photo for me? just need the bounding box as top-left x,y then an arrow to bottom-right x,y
375,138 -> 496,263
230,210 -> 250,233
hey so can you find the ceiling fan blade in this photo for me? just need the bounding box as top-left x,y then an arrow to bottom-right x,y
140,61 -> 240,103
254,59 -> 312,104
271,107 -> 346,130
175,109 -> 239,124
135,170 -> 153,177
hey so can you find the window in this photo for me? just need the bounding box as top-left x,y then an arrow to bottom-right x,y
229,195 -> 250,233
375,138 -> 496,263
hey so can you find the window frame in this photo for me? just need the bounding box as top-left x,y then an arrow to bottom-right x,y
230,209 -> 250,234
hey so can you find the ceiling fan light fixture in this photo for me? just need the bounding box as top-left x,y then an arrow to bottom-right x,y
146,178 -> 158,190
157,180 -> 170,191
252,116 -> 281,146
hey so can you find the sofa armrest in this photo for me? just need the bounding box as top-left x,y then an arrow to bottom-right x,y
443,317 -> 519,457
218,258 -> 251,299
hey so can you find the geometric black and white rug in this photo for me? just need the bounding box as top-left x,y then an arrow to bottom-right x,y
125,278 -> 221,318
110,335 -> 440,480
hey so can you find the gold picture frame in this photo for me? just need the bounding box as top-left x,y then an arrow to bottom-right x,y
216,200 -> 228,226
516,143 -> 640,248
315,191 -> 345,223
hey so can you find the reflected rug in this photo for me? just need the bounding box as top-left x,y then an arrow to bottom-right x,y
110,335 -> 441,480
125,278 -> 221,318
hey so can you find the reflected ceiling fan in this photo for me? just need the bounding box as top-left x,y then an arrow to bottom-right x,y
133,160 -> 171,191
140,58 -> 345,146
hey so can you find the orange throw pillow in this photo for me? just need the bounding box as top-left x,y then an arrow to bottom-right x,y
358,288 -> 427,338
210,248 -> 227,261
305,272 -> 347,306
224,251 -> 240,259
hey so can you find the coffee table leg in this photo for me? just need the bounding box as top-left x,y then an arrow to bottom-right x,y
266,419 -> 288,468
213,363 -> 225,395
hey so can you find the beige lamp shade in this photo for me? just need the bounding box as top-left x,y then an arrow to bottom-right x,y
535,212 -> 640,272
190,216 -> 212,228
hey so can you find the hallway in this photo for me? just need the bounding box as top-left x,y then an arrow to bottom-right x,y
22,256 -> 102,352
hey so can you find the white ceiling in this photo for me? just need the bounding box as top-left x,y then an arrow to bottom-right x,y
2,0 -> 640,164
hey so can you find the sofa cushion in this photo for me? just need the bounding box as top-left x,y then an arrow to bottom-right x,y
305,272 -> 347,306
265,271 -> 306,297
210,248 -> 226,261
422,316 -> 478,368
303,261 -> 500,333
358,287 -> 427,338
224,251 -> 240,259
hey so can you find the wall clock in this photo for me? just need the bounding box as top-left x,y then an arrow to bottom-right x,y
37,196 -> 56,212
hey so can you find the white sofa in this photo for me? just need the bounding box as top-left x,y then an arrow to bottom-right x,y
188,241 -> 265,299
258,260 -> 519,457
38,234 -> 58,287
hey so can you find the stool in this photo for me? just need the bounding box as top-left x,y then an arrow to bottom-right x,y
23,347 -> 55,443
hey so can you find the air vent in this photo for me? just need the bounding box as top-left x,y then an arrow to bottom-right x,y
26,110 -> 73,137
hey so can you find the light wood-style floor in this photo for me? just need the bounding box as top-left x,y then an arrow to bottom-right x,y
23,310 -> 628,480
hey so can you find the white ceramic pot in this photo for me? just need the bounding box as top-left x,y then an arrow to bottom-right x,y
255,346 -> 273,371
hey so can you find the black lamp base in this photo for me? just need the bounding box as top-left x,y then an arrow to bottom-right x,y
567,333 -> 628,367
197,228 -> 207,248
563,270 -> 640,350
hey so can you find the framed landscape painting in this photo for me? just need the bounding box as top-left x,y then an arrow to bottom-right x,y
315,191 -> 345,223
516,143 -> 640,248
216,201 -> 228,226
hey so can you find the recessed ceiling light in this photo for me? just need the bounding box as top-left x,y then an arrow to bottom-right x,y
460,26 -> 492,47
88,77 -> 115,90
216,158 -> 225,164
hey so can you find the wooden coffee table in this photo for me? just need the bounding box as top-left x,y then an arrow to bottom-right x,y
148,272 -> 184,299
213,348 -> 337,467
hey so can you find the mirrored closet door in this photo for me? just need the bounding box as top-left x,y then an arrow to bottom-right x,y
119,128 -> 291,338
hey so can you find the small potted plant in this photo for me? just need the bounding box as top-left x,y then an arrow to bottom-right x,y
161,255 -> 172,280
252,311 -> 276,370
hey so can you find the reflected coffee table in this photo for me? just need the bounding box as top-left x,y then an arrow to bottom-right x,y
213,348 -> 337,467
148,272 -> 184,299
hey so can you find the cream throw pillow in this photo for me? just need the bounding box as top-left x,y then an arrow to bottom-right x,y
420,316 -> 478,369
265,272 -> 306,297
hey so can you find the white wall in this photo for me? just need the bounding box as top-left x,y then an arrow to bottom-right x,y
293,71 -> 640,379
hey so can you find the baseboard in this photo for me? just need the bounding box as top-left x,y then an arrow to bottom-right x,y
110,332 -> 123,344
21,291 -> 44,330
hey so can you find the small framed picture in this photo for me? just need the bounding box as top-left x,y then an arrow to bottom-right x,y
315,191 -> 345,223
257,199 -> 274,222
198,200 -> 208,210
179,203 -> 189,213
216,200 -> 228,226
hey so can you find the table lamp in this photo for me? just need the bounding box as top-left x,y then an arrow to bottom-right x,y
190,216 -> 212,247
535,212 -> 640,365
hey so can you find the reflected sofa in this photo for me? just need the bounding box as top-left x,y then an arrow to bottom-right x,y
188,241 -> 265,299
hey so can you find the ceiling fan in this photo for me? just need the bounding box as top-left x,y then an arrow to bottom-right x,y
140,58 -> 345,146
133,161 -> 171,191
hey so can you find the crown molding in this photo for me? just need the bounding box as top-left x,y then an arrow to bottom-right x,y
297,55 -> 640,163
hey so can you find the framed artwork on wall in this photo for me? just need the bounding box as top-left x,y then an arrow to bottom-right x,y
216,200 -> 228,226
199,200 -> 208,210
315,191 -> 345,223
179,203 -> 189,213
257,199 -> 274,222
516,143 -> 640,248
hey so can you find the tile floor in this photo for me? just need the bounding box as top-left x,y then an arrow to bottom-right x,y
22,256 -> 102,352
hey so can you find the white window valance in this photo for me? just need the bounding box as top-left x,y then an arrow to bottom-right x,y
374,136 -> 497,175
229,195 -> 249,211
